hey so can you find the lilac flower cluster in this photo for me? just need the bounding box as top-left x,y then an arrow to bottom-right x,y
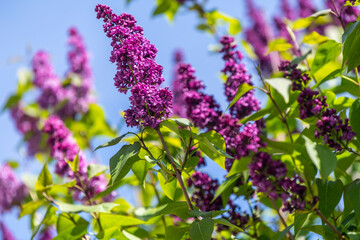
280,61 -> 356,151
326,0 -> 359,27
187,171 -> 222,211
219,36 -> 260,119
10,104 -> 43,156
171,50 -> 187,118
32,51 -> 65,110
96,4 -> 172,128
59,27 -> 95,118
32,28 -> 94,118
175,63 -> 221,129
249,152 -> 306,213
244,0 -> 272,73
217,200 -> 250,233
279,61 -> 327,119
278,61 -> 311,91
95,4 -> 164,93
315,109 -> 356,151
297,0 -> 316,18
298,88 -> 328,119
0,164 -> 28,213
124,83 -> 173,128
173,51 -> 264,169
43,116 -> 114,201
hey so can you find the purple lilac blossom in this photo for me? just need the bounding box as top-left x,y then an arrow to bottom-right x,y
10,104 -> 43,156
187,171 -> 222,211
171,50 -> 187,117
95,4 -> 164,93
279,61 -> 311,91
298,0 -> 316,18
59,27 -> 95,118
298,88 -> 328,119
124,83 -> 173,128
0,164 -> 28,213
219,36 -> 260,119
249,152 -> 306,213
326,0 -> 359,26
32,51 -> 65,109
0,222 -> 16,240
280,61 -> 356,151
245,0 -> 273,73
315,108 -> 356,151
43,116 -> 115,201
32,51 -> 59,89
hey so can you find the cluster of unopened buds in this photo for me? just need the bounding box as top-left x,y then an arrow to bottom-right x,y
279,61 -> 356,151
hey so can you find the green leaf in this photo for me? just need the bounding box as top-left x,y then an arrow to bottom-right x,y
212,173 -> 241,203
157,171 -> 177,200
240,107 -> 272,124
265,78 -> 292,103
303,31 -> 329,44
87,163 -> 108,180
316,179 -> 343,218
213,218 -> 243,232
227,157 -> 251,176
267,38 -> 293,54
168,117 -> 193,127
135,202 -> 190,221
35,164 -> 53,192
100,213 -> 145,227
165,226 -> 188,240
224,83 -> 254,113
153,0 -> 171,16
278,224 -> 294,240
19,200 -> 48,218
109,142 -> 141,185
350,98 -> 360,137
132,160 -> 152,187
302,225 -> 323,235
189,210 -> 214,218
311,40 -> 341,75
56,202 -> 119,213
293,9 -> 331,30
312,68 -> 343,89
54,213 -> 88,240
196,131 -> 231,170
161,119 -> 181,137
303,136 -> 337,179
344,179 -> 360,221
290,49 -> 312,65
66,152 -> 79,173
342,19 -> 360,72
122,230 -> 142,240
294,213 -> 310,236
189,218 -> 214,240
94,133 -> 130,151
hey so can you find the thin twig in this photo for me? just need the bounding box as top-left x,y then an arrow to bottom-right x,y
156,128 -> 194,210
316,209 -> 343,239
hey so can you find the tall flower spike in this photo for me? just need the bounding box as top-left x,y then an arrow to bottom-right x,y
43,116 -> 115,201
59,27 -> 95,118
0,164 -> 28,213
219,36 -> 260,119
245,0 -> 273,73
171,50 -> 187,117
95,4 -> 164,93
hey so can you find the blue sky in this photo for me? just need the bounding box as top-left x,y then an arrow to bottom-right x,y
0,0 -> 326,238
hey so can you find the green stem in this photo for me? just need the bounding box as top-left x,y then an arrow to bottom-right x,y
156,128 -> 194,211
